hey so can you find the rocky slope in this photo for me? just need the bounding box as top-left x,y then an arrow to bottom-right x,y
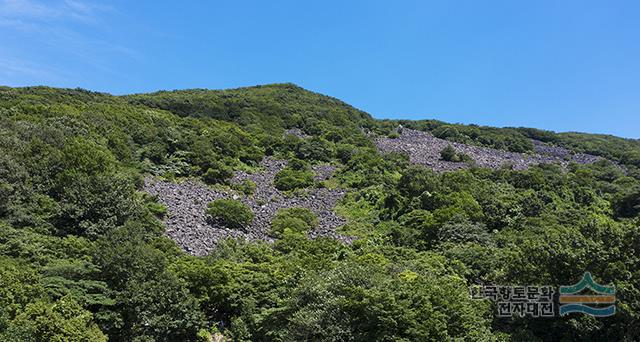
375,128 -> 603,171
146,128 -> 611,256
144,157 -> 351,256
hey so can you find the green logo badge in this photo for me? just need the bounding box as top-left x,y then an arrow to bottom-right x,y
559,272 -> 615,317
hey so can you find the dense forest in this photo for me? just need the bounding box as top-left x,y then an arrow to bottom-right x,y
0,83 -> 639,341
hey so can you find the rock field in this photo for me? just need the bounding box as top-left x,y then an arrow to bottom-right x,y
144,157 -> 351,256
375,128 -> 602,171
145,128 -> 608,255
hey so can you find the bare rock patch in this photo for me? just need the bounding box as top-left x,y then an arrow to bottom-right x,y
144,157 -> 352,256
375,128 -> 602,171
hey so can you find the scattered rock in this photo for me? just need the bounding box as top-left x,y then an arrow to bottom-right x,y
146,128 -> 607,256
144,157 -> 352,256
312,164 -> 338,181
375,128 -> 603,171
285,128 -> 310,139
531,139 -> 603,164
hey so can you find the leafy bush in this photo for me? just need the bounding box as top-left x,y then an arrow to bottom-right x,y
206,199 -> 254,228
274,163 -> 315,191
335,144 -> 356,163
440,145 -> 458,161
147,201 -> 168,219
613,185 -> 640,218
232,179 -> 257,196
270,207 -> 318,237
437,221 -> 491,245
440,145 -> 473,163
433,125 -> 463,141
202,162 -> 233,185
295,137 -> 334,162
1,296 -> 107,341
288,158 -> 309,171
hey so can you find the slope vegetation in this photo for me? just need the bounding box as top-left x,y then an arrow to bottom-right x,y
0,84 -> 639,341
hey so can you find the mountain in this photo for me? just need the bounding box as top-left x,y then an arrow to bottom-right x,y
126,83 -> 374,130
0,84 -> 639,341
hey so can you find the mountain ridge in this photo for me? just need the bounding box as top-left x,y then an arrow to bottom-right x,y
1,83 -> 640,340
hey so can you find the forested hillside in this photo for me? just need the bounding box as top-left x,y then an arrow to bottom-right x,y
0,84 -> 639,341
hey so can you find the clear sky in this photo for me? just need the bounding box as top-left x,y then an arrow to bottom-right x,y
1,1 -> 638,138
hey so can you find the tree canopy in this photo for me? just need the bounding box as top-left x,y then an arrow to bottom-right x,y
0,84 -> 639,341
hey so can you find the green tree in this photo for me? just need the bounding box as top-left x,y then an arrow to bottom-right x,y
274,168 -> 314,191
1,296 -> 107,342
270,207 -> 318,238
206,199 -> 254,228
0,258 -> 45,331
440,145 -> 459,162
613,185 -> 640,218
202,161 -> 233,185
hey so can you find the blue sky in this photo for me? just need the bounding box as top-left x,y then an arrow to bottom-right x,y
1,0 -> 638,138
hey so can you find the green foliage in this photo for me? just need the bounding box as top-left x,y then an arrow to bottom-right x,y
274,166 -> 315,191
1,296 -> 107,342
270,207 -> 318,238
0,258 -> 45,331
232,179 -> 257,196
339,148 -> 408,188
261,251 -> 495,341
146,201 -> 168,219
93,224 -> 204,340
440,144 -> 457,161
440,144 -> 472,163
1,84 -> 640,341
393,210 -> 438,249
296,137 -> 334,161
287,157 -> 309,171
115,271 -> 204,341
613,185 -> 640,218
387,131 -> 400,139
202,161 -> 233,184
437,220 -> 491,245
206,199 -> 254,229
335,143 -> 356,163
126,84 -> 374,138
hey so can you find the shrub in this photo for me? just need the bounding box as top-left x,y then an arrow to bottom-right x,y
440,145 -> 473,163
395,209 -> 438,248
239,145 -> 263,165
296,137 -> 334,162
335,144 -> 356,163
147,202 -> 168,219
206,199 -> 254,229
270,207 -> 318,237
232,179 -> 257,196
613,185 -> 640,218
437,221 -> 491,245
2,296 -> 107,341
288,158 -> 309,171
274,168 -> 314,191
202,161 -> 233,185
433,125 -> 463,140
440,145 -> 458,162
458,152 -> 473,163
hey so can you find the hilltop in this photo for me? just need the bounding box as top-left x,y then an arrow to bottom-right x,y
0,84 -> 639,341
